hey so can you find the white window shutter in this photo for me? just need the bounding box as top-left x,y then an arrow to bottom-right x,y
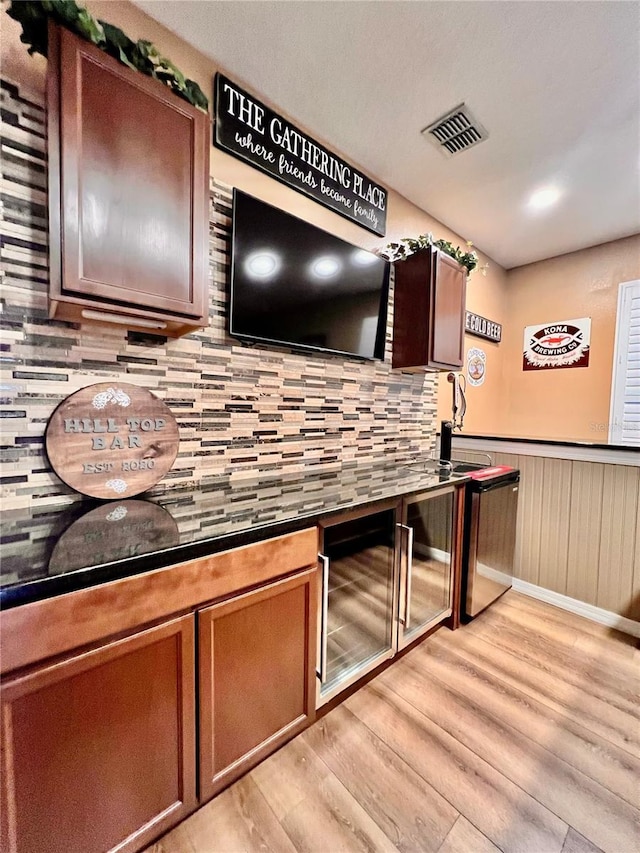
609,280 -> 640,446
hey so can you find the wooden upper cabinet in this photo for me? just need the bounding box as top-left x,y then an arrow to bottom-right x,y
392,247 -> 467,371
47,24 -> 210,336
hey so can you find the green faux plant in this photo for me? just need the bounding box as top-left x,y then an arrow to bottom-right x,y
6,0 -> 209,112
380,233 -> 488,276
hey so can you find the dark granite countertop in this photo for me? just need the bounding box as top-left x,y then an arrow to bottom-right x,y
0,461 -> 468,609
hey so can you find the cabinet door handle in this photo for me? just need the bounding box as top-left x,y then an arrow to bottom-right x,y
405,524 -> 414,627
397,523 -> 414,627
317,553 -> 330,683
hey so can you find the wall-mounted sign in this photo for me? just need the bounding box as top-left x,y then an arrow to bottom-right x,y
467,347 -> 486,386
466,311 -> 502,343
523,318 -> 591,371
45,383 -> 179,499
214,74 -> 387,236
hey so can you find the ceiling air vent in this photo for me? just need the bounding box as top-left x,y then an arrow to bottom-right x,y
422,104 -> 488,157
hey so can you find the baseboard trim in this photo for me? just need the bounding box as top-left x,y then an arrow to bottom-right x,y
511,579 -> 640,638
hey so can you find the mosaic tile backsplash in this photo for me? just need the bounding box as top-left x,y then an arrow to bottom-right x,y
0,77 -> 437,509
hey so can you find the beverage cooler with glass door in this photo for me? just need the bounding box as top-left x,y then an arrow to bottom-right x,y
316,486 -> 457,707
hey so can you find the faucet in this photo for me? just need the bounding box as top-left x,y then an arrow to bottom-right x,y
447,372 -> 467,431
440,419 -> 453,463
439,372 -> 467,467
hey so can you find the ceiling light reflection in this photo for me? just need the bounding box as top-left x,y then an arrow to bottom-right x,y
311,256 -> 341,278
352,249 -> 379,266
245,250 -> 280,280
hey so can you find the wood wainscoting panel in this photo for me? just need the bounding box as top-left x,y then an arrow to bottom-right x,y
509,454 -> 546,587
566,461 -> 604,606
489,452 -> 520,470
454,448 -> 639,620
538,457 -> 572,594
634,504 -> 640,622
598,464 -> 640,619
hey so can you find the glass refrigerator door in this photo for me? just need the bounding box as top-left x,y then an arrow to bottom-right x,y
398,487 -> 454,649
317,504 -> 398,707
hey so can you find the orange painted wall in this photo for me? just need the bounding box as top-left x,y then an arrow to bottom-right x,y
499,234 -> 640,442
438,234 -> 640,443
436,264 -> 509,432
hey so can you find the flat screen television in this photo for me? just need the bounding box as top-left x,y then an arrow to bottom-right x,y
229,190 -> 390,360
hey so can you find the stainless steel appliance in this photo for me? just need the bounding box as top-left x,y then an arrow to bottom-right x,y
316,486 -> 456,707
462,465 -> 520,619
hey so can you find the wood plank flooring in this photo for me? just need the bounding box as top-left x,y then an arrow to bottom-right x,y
144,592 -> 640,853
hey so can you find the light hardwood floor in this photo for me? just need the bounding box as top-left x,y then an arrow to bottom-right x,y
144,592 -> 640,853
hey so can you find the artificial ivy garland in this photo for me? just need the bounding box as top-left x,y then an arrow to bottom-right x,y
380,234 -> 488,276
6,0 -> 209,112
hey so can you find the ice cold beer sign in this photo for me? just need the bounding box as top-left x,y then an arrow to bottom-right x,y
214,74 -> 388,236
45,383 -> 179,499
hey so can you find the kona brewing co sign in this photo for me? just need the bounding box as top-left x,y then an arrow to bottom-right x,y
214,74 -> 388,236
523,318 -> 591,371
45,383 -> 179,499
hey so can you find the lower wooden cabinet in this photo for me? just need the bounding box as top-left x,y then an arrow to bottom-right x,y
0,529 -> 318,852
198,568 -> 317,800
0,615 -> 196,853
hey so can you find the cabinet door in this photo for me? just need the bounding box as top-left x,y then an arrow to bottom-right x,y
398,487 -> 455,649
0,615 -> 196,853
48,25 -> 209,332
429,252 -> 466,369
198,568 -> 317,801
317,503 -> 399,706
392,248 -> 466,371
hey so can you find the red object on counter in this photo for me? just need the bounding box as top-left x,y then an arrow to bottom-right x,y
468,465 -> 517,481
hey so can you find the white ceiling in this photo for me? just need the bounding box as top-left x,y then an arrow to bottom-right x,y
135,0 -> 640,269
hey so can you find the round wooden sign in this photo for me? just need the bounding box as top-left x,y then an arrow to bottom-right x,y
45,383 -> 179,499
48,500 -> 180,573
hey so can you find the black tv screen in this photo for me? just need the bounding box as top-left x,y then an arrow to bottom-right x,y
229,190 -> 389,360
